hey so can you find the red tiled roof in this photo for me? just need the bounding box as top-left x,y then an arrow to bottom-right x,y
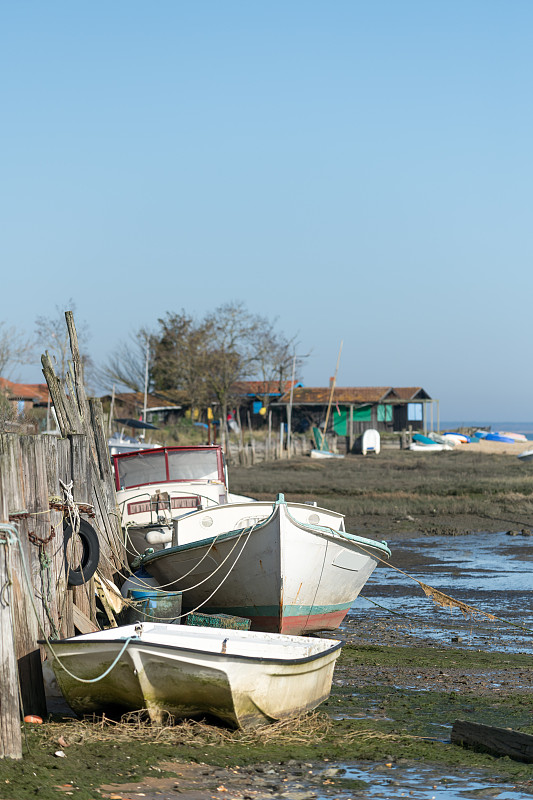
276,386 -> 430,404
232,380 -> 299,396
0,377 -> 49,403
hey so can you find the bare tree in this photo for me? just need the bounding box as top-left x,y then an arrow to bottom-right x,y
35,301 -> 91,382
0,322 -> 34,378
202,302 -> 259,441
248,317 -> 302,416
94,328 -> 152,393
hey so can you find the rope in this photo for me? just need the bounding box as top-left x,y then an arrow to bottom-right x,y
0,521 -> 136,684
350,536 -> 533,635
97,523 -> 257,622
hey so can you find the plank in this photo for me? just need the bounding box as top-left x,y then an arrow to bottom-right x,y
452,719 -> 533,763
72,604 -> 99,634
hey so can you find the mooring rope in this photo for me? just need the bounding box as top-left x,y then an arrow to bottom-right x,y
348,534 -> 533,635
0,521 -> 135,684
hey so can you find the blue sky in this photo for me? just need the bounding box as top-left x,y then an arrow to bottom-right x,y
1,1 -> 532,421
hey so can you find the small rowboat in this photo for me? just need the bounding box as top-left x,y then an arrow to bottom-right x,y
42,623 -> 343,728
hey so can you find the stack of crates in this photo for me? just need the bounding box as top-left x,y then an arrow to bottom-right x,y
185,611 -> 251,630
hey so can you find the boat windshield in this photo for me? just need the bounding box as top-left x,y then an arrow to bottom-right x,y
116,448 -> 221,489
167,450 -> 219,481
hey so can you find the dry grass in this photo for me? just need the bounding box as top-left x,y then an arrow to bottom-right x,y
43,709 -> 332,747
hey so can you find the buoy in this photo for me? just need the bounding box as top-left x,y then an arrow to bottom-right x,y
24,715 -> 43,724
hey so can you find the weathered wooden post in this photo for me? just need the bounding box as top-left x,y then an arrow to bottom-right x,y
0,435 -> 47,719
0,476 -> 23,760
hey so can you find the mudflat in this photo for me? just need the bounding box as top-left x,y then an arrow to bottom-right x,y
2,448 -> 533,800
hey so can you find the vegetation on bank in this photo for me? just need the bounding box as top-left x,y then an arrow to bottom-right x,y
229,449 -> 533,535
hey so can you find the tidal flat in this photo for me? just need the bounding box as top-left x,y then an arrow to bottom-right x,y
2,449 -> 533,799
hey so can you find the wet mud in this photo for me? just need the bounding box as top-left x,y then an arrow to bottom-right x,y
3,450 -> 533,800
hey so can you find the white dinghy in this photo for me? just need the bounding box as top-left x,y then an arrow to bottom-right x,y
42,622 -> 343,729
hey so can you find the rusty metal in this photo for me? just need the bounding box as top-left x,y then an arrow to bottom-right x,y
48,499 -> 95,518
28,527 -> 57,546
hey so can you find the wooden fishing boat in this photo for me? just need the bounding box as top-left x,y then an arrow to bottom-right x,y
141,494 -> 391,635
42,622 -> 343,728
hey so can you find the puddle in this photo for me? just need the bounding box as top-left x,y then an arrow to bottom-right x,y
350,532 -> 533,653
314,762 -> 533,799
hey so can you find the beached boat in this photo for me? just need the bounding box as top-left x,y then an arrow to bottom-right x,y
310,448 -> 345,459
141,494 -> 391,635
361,429 -> 380,455
42,622 -> 343,728
113,445 -> 253,564
518,447 -> 533,462
409,442 -> 451,452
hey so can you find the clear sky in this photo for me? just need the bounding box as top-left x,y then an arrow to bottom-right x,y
1,1 -> 532,421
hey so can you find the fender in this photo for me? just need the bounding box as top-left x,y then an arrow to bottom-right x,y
64,518 -> 100,586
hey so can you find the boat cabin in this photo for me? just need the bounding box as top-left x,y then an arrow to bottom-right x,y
113,445 -> 229,528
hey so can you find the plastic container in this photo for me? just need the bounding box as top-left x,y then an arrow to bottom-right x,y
120,566 -> 159,598
126,589 -> 182,624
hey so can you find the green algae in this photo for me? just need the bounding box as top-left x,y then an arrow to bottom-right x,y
1,642 -> 533,800
339,643 -> 533,671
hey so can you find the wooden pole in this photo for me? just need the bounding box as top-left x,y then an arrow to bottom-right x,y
0,477 -> 23,760
0,435 -> 47,719
321,341 -> 343,451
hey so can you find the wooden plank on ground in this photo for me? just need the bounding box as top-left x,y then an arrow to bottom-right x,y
452,719 -> 533,763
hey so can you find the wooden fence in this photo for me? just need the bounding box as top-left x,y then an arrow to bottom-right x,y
0,431 -> 125,758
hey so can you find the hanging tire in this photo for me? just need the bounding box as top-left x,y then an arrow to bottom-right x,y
64,518 -> 100,586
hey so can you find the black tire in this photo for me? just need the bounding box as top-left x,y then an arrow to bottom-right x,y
63,518 -> 100,586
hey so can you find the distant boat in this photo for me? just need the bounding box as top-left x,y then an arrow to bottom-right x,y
361,429 -> 380,455
486,434 -> 515,443
141,494 -> 391,635
496,432 -> 528,442
41,622 -> 343,729
409,442 -> 450,452
310,448 -> 345,459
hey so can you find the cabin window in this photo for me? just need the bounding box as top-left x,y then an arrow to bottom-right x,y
117,451 -> 167,489
408,403 -> 423,421
167,449 -> 220,481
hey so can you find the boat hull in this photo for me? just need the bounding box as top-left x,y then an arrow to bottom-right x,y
142,500 -> 390,635
43,623 -> 343,728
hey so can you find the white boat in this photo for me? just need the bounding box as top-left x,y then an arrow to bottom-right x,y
409,442 -> 450,452
310,449 -> 345,459
518,447 -> 533,462
361,429 -> 380,455
42,622 -> 343,729
113,445 -> 253,564
141,494 -> 391,635
108,432 -> 163,456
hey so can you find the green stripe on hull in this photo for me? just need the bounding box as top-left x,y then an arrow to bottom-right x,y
198,601 -> 352,618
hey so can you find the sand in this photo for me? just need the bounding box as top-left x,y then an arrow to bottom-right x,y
454,439 -> 532,456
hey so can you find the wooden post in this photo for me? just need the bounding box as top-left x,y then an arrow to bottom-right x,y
0,435 -> 47,719
41,315 -> 127,579
0,476 -> 23,760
